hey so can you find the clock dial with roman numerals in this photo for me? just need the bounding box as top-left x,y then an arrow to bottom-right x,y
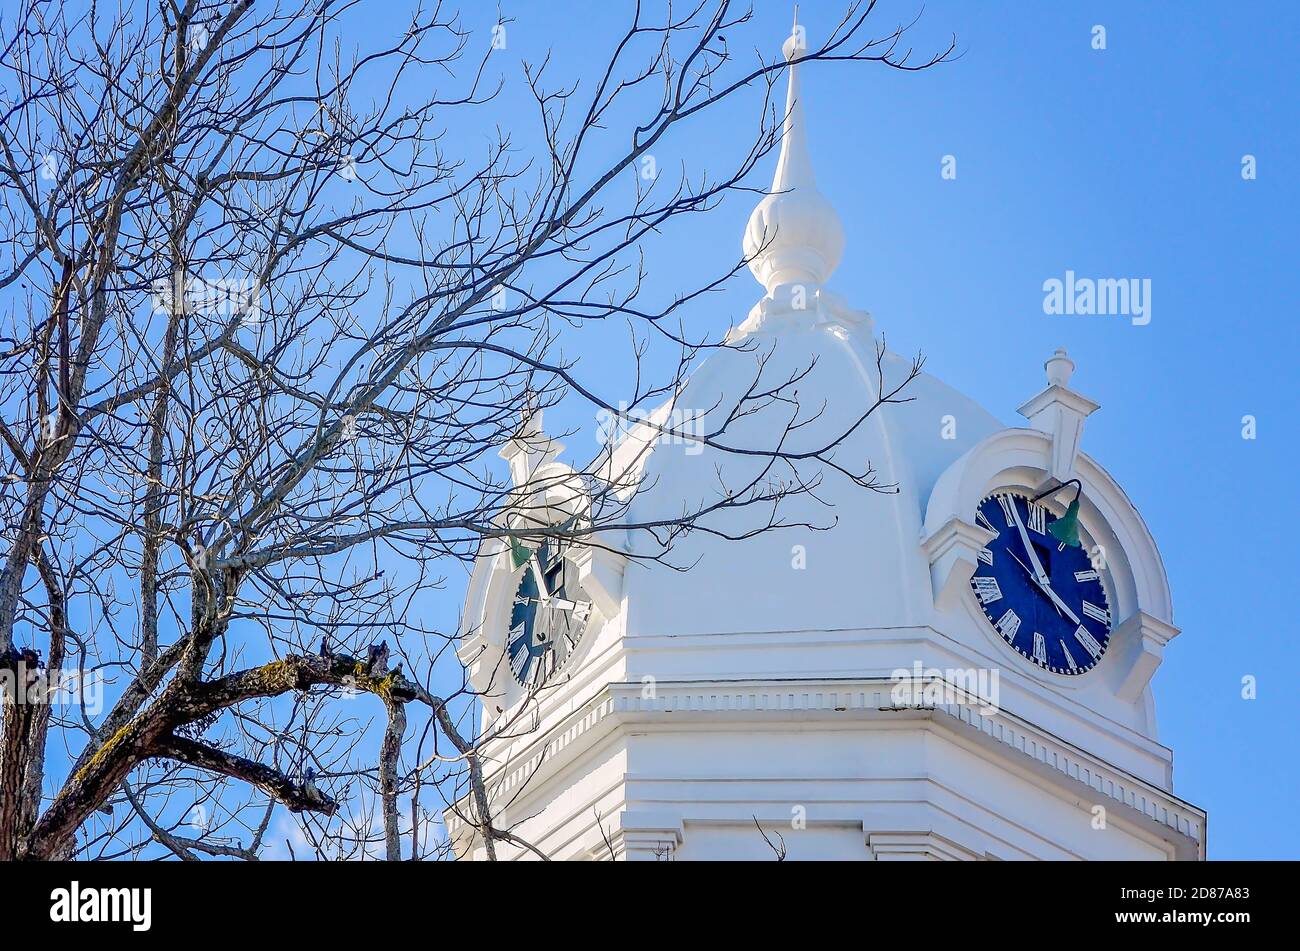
970,490 -> 1112,675
507,539 -> 593,688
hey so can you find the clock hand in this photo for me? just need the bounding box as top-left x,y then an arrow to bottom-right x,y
527,553 -> 551,601
1008,503 -> 1083,620
523,594 -> 590,615
546,596 -> 590,614
1006,548 -> 1035,577
1041,578 -> 1081,626
1007,549 -> 1064,619
1008,547 -> 1082,626
526,596 -> 591,650
1009,504 -> 1050,585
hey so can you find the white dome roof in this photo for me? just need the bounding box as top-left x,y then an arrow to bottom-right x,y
613,28 -> 1002,638
618,314 -> 1001,638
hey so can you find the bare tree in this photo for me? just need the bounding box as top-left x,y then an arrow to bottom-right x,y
755,815 -> 787,861
0,0 -> 951,861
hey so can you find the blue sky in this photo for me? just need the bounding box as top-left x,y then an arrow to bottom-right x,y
45,0 -> 1282,858
804,0 -> 1300,862
401,0 -> 1294,859
13,0 -> 1298,863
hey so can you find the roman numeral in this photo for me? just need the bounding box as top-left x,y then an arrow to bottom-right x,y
574,601 -> 592,626
975,508 -> 998,536
996,494 -> 1018,527
1073,624 -> 1104,660
1059,639 -> 1079,672
1082,600 -> 1110,625
1027,502 -> 1047,534
537,648 -> 556,683
1033,632 -> 1048,665
1074,569 -> 1099,582
994,608 -> 1020,643
508,632 -> 532,681
977,547 -> 993,566
971,576 -> 1003,604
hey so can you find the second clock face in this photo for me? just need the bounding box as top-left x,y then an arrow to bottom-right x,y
970,491 -> 1112,675
507,540 -> 592,688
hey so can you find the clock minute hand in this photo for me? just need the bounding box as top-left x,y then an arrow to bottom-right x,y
527,553 -> 551,601
1009,504 -> 1050,585
1007,502 -> 1081,624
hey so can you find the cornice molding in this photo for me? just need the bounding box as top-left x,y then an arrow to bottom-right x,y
448,676 -> 1205,859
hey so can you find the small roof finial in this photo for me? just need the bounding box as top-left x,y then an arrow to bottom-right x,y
518,388 -> 543,437
500,391 -> 563,487
742,15 -> 845,298
1045,347 -> 1075,387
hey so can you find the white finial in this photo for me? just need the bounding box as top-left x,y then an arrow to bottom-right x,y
517,392 -> 543,438
1020,347 -> 1098,484
1045,347 -> 1075,387
742,16 -> 845,297
499,398 -> 563,487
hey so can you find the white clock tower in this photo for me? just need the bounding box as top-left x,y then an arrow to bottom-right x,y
446,25 -> 1205,861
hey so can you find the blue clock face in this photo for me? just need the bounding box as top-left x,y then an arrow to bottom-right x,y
969,491 -> 1112,675
507,540 -> 592,687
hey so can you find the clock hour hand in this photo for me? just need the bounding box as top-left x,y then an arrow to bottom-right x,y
1007,547 -> 1082,627
1042,583 -> 1081,627
527,596 -> 592,640
547,596 -> 590,614
521,595 -> 591,624
1006,549 -> 1063,619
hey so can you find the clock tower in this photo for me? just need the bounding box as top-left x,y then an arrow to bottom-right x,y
446,24 -> 1205,861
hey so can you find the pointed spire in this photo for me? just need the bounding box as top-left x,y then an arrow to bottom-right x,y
743,14 -> 845,297
772,16 -> 816,197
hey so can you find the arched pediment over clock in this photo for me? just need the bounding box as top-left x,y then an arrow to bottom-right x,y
922,427 -> 1179,706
